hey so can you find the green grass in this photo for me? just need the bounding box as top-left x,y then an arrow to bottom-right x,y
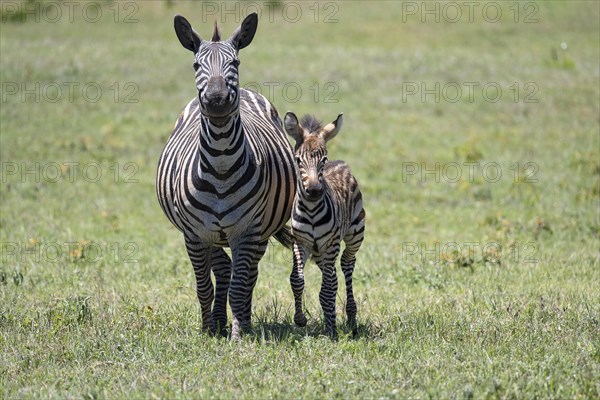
1,0 -> 599,398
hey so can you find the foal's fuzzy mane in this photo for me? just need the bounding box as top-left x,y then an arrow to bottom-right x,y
299,114 -> 322,133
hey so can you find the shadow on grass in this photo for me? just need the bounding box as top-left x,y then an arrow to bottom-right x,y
245,318 -> 378,343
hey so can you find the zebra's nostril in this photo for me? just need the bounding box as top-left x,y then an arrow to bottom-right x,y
306,185 -> 322,198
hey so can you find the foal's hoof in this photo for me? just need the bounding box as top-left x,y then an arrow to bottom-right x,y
294,313 -> 308,327
348,317 -> 358,337
230,321 -> 243,341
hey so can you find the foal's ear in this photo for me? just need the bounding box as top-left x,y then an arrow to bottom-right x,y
284,112 -> 304,144
320,113 -> 343,142
230,13 -> 258,50
174,15 -> 202,53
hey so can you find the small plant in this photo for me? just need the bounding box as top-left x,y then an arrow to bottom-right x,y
454,140 -> 484,163
548,42 -> 575,69
442,249 -> 475,270
13,271 -> 24,286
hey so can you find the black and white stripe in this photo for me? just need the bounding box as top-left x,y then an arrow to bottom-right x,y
284,112 -> 365,339
156,13 -> 296,339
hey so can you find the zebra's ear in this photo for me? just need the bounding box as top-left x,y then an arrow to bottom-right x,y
284,112 -> 304,144
174,15 -> 202,53
230,13 -> 258,50
320,113 -> 343,142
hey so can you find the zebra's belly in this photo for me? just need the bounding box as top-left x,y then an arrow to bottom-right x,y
175,192 -> 265,246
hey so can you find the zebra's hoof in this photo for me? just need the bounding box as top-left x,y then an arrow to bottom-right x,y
210,322 -> 228,338
347,317 -> 357,336
294,313 -> 308,327
240,321 -> 252,334
325,326 -> 338,341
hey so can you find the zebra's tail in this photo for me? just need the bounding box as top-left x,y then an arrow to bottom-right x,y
273,225 -> 294,249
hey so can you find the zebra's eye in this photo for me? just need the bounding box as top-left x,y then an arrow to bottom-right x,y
193,63 -> 200,71
231,58 -> 240,67
295,156 -> 302,165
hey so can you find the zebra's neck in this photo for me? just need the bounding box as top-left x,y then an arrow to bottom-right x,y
197,113 -> 248,178
295,181 -> 333,212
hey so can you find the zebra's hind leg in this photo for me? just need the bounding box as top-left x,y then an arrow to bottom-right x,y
290,242 -> 308,327
211,247 -> 231,336
341,210 -> 365,334
341,211 -> 365,335
317,243 -> 341,340
184,235 -> 213,333
241,240 -> 268,331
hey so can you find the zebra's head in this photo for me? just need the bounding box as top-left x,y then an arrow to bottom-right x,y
174,13 -> 258,125
284,112 -> 343,201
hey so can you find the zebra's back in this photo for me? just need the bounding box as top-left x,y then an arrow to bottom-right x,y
323,160 -> 364,235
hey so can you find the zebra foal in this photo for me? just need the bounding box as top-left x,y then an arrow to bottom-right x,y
284,112 -> 366,339
156,13 -> 296,340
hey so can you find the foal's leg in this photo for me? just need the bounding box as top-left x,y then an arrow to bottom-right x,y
290,242 -> 309,327
316,242 -> 341,340
341,210 -> 365,334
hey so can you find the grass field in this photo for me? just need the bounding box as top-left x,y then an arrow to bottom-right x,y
1,0 -> 599,398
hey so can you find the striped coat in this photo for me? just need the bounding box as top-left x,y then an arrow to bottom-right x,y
156,13 -> 296,339
284,112 -> 365,339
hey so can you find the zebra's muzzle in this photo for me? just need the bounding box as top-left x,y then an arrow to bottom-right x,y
202,76 -> 235,118
304,184 -> 323,201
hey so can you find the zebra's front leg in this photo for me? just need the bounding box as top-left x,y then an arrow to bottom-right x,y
184,236 -> 213,333
229,225 -> 262,341
317,243 -> 341,340
290,242 -> 308,327
241,240 -> 268,329
211,247 -> 232,336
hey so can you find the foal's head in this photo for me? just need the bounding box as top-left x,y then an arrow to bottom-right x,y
284,112 -> 343,201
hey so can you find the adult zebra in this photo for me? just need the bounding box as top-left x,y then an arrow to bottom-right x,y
156,13 -> 296,340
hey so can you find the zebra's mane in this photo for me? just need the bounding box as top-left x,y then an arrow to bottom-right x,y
212,20 -> 221,41
300,115 -> 322,133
